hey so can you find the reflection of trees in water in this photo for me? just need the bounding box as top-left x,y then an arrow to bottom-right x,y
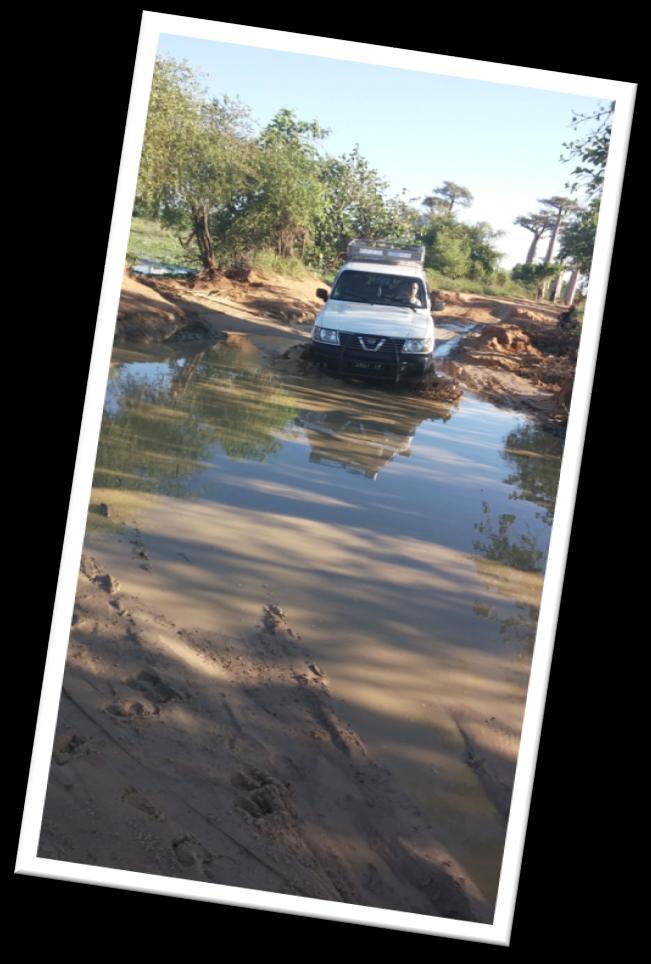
472,599 -> 539,658
502,424 -> 563,527
471,500 -> 545,659
192,346 -> 296,461
94,345 -> 296,496
473,501 -> 544,572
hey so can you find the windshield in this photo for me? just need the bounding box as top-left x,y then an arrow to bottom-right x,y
330,270 -> 427,308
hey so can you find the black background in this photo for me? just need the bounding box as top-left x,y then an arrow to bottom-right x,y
14,6 -> 637,953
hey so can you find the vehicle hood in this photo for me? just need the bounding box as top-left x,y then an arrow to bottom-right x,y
316,301 -> 432,339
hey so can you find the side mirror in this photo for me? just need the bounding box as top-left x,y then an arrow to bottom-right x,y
316,288 -> 329,301
430,291 -> 446,312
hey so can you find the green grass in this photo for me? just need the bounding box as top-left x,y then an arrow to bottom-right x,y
425,268 -> 537,301
127,221 -> 319,280
249,249 -> 314,280
127,218 -> 201,268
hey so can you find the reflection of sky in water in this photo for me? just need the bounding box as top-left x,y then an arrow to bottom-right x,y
197,399 -> 552,560
100,353 -> 560,567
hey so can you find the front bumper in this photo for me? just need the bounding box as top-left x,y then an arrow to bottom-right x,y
311,339 -> 433,381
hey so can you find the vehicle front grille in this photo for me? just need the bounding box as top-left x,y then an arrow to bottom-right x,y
313,331 -> 424,381
339,333 -> 405,366
331,332 -> 406,379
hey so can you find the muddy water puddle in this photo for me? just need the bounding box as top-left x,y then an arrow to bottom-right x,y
87,337 -> 562,904
433,320 -> 478,358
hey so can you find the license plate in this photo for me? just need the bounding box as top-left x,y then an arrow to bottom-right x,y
353,361 -> 383,370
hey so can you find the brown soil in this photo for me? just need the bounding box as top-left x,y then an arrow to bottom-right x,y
435,293 -> 579,428
39,555 -> 490,923
117,271 -> 216,343
133,267 -> 322,331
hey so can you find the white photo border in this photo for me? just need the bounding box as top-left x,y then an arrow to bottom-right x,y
16,12 -> 637,946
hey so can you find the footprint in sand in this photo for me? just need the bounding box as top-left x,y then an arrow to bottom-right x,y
121,786 -> 165,821
172,836 -> 213,873
231,766 -> 295,822
106,699 -> 160,719
127,670 -> 183,705
53,733 -> 88,765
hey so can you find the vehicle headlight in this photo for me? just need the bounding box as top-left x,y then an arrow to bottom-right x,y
313,326 -> 341,345
402,336 -> 433,354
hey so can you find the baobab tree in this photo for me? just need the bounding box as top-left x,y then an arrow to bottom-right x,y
535,197 -> 579,301
428,181 -> 474,214
538,196 -> 579,264
514,212 -> 555,264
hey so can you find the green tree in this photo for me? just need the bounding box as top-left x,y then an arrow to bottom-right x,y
136,56 -> 257,275
422,214 -> 503,280
315,147 -> 396,267
423,216 -> 471,277
136,57 -> 204,218
511,262 -> 558,298
557,201 -> 600,303
561,102 -> 614,202
382,192 -> 424,245
558,202 -> 599,274
465,221 -> 504,278
225,108 -> 328,260
554,102 -> 614,297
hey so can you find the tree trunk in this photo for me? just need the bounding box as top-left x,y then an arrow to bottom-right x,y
544,210 -> 563,264
192,204 -> 218,276
555,272 -> 566,303
170,352 -> 206,399
550,269 -> 565,303
526,232 -> 540,265
564,269 -> 580,305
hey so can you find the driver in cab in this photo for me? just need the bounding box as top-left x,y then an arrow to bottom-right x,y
398,281 -> 423,308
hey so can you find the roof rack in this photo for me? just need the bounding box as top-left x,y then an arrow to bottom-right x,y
346,239 -> 425,268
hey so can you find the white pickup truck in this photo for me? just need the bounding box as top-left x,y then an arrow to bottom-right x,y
311,240 -> 435,384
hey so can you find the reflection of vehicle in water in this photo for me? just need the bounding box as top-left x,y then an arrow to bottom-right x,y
296,389 -> 453,481
299,410 -> 416,480
311,240 -> 436,384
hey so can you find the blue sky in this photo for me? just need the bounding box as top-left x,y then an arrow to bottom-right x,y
158,35 -> 606,268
